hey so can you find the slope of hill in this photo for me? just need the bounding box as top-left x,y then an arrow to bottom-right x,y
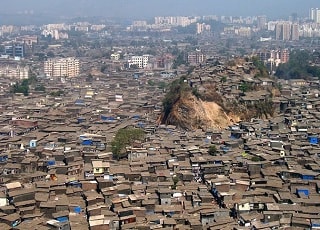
162,91 -> 237,130
160,58 -> 276,130
159,76 -> 239,130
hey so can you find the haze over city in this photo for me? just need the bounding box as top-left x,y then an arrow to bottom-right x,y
0,0 -> 319,20
2,0 -> 320,229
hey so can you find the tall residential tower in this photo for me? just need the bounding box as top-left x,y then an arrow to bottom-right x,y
310,8 -> 320,23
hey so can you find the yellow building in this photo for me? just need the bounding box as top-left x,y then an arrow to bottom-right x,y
92,160 -> 110,176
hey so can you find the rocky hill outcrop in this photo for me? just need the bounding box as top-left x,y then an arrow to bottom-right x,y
160,90 -> 236,130
160,58 -> 277,130
159,76 -> 239,130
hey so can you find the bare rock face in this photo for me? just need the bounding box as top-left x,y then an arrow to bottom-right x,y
161,91 -> 239,130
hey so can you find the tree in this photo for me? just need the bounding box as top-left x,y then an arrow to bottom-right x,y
171,175 -> 179,189
175,23 -> 197,35
11,79 -> 30,96
86,74 -> 94,82
192,87 -> 201,98
49,90 -> 64,97
162,77 -> 189,123
252,56 -> 269,78
130,64 -> 139,70
187,66 -> 195,75
275,50 -> 320,79
11,83 -> 29,96
111,127 -> 145,160
28,71 -> 38,84
239,82 -> 249,93
227,60 -> 236,67
172,51 -> 187,69
251,156 -> 261,162
157,81 -> 166,90
208,145 -> 218,156
34,84 -> 45,92
34,52 -> 46,61
147,80 -> 155,86
221,76 -> 227,83
47,51 -> 55,58
237,48 -> 246,56
100,65 -> 108,73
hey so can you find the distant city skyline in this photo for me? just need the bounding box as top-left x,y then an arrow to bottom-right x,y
0,0 -> 319,21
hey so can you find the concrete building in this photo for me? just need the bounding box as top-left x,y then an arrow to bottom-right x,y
236,27 -> 252,37
197,23 -> 211,34
0,65 -> 29,79
197,23 -> 204,34
132,21 -> 147,28
258,50 -> 271,64
258,49 -> 290,73
310,8 -> 320,23
310,8 -> 316,21
275,23 -> 282,40
257,16 -> 267,30
282,23 -> 291,41
196,23 -> 211,34
15,36 -> 38,48
128,55 -> 150,69
111,53 -> 121,61
291,23 -> 299,41
44,58 -> 80,78
275,22 -> 295,41
267,21 -> 277,31
154,16 -> 196,27
41,29 -> 69,40
4,44 -> 24,58
310,8 -> 319,22
280,49 -> 290,63
187,52 -> 206,65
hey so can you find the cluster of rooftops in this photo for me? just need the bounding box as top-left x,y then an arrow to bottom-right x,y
0,62 -> 320,229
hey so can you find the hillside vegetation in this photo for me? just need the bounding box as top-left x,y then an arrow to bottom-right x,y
275,50 -> 320,79
160,58 -> 277,130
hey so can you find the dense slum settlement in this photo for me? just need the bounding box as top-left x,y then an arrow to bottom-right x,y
0,65 -> 320,230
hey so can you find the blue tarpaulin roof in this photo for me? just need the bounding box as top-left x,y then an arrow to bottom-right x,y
56,216 -> 68,222
74,206 -> 81,214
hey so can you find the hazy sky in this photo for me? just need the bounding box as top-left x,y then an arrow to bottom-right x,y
1,0 -> 319,19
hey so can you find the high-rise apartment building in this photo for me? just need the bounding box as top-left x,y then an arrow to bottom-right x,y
310,8 -> 318,22
275,23 -> 282,40
44,58 -> 80,78
257,16 -> 267,30
310,8 -> 320,23
197,23 -> 205,34
291,23 -> 299,41
196,23 -> 211,34
275,22 -> 298,41
309,8 -> 316,21
282,23 -> 291,40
